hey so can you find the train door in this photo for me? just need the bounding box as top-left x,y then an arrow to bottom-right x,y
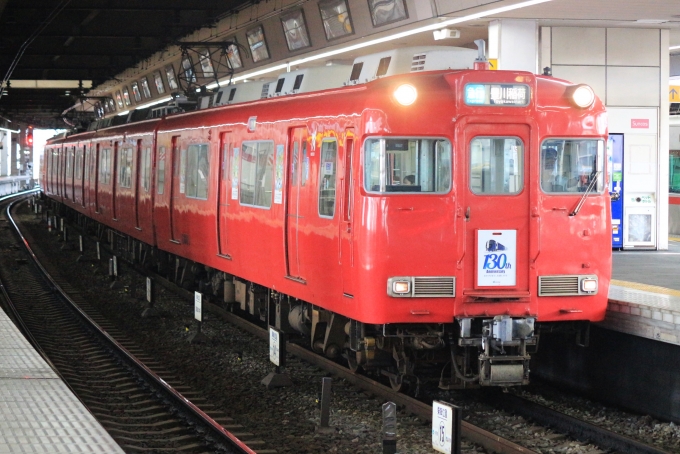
340,130 -> 355,297
83,145 -> 90,208
93,144 -> 101,213
169,135 -> 180,243
217,131 -> 232,258
135,139 -> 142,229
460,123 -> 531,300
112,141 -> 119,220
285,127 -> 308,279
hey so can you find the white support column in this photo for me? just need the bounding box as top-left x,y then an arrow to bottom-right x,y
659,29 -> 670,250
488,19 -> 538,73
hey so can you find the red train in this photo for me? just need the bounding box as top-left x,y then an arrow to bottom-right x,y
41,50 -> 611,389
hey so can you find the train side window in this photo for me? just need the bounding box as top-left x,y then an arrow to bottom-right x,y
100,148 -> 112,184
142,147 -> 152,192
318,139 -> 338,218
66,148 -> 74,179
185,144 -> 210,199
240,141 -> 274,208
364,137 -> 451,193
75,148 -> 83,181
540,139 -> 604,194
157,147 -> 166,195
118,147 -> 133,188
469,137 -> 523,195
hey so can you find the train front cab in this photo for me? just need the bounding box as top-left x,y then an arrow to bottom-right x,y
344,71 -> 610,389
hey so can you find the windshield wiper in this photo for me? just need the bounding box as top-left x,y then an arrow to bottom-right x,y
569,171 -> 602,217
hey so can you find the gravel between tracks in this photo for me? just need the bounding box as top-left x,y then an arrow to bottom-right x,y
19,205 -> 680,454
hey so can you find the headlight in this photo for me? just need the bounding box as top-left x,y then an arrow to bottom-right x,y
393,84 -> 417,106
580,277 -> 598,293
387,277 -> 412,297
571,84 -> 595,108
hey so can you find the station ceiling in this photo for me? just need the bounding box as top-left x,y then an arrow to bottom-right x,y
1,0 -> 679,130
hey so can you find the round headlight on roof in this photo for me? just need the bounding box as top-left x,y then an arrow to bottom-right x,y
393,84 -> 417,106
571,84 -> 595,108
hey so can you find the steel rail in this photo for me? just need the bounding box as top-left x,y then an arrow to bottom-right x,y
7,199 -> 257,454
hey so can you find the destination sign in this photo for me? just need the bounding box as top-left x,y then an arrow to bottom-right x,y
464,83 -> 530,106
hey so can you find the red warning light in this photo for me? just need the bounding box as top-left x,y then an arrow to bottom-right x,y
26,126 -> 33,147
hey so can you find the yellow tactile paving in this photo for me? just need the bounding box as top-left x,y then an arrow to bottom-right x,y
611,279 -> 680,298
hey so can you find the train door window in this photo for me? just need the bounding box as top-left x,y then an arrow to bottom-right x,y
142,147 -> 152,192
157,147 -> 166,195
540,139 -> 604,193
118,147 -> 133,188
469,137 -> 523,195
301,141 -> 308,186
291,141 -> 299,186
84,147 -> 90,182
100,148 -> 112,184
318,139 -> 338,217
185,144 -> 210,199
75,148 -> 83,180
364,137 -> 451,193
240,141 -> 274,208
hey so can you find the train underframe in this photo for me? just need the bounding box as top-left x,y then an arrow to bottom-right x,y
53,205 -> 561,390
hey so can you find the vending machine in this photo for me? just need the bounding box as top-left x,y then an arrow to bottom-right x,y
608,134 -> 624,248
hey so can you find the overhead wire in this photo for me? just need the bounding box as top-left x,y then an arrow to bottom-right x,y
0,0 -> 73,100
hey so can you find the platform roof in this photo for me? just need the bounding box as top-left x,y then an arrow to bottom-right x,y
0,0 -> 679,129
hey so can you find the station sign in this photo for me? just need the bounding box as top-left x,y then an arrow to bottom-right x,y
464,83 -> 529,106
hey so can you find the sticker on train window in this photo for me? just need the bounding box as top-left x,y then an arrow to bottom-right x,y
464,84 -> 529,106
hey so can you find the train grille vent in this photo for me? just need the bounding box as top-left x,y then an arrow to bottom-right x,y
411,54 -> 427,72
538,275 -> 579,296
413,277 -> 455,297
260,83 -> 271,99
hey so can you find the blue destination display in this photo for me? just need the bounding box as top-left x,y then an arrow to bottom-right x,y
465,84 -> 530,106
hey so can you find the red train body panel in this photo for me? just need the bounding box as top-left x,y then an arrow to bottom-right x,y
41,67 -> 611,387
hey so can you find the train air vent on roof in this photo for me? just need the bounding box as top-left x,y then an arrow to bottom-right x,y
376,57 -> 392,77
228,88 -> 237,102
412,277 -> 456,297
411,54 -> 427,72
293,74 -> 304,91
350,62 -> 363,82
538,275 -> 580,296
260,83 -> 271,99
215,91 -> 224,105
275,78 -> 285,94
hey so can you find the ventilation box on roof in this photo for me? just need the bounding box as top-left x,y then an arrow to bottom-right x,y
265,65 -> 351,97
211,78 -> 277,107
347,46 -> 477,84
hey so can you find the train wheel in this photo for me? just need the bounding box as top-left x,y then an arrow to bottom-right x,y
388,373 -> 409,393
345,350 -> 360,373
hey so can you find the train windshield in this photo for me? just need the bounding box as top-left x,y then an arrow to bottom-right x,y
364,137 -> 451,193
540,139 -> 604,193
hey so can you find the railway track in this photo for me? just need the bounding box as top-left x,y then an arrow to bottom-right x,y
10,195 -> 676,454
0,193 -> 266,454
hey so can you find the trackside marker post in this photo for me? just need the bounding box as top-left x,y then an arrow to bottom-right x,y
141,277 -> 159,318
382,402 -> 397,454
432,401 -> 461,454
261,327 -> 293,389
188,291 -> 209,343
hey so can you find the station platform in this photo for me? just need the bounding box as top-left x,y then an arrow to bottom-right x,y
602,237 -> 680,345
0,175 -> 34,197
0,307 -> 123,452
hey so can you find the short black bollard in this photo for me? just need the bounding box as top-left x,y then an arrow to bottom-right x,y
142,277 -> 160,317
382,402 -> 397,454
109,256 -> 122,289
316,377 -> 333,433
